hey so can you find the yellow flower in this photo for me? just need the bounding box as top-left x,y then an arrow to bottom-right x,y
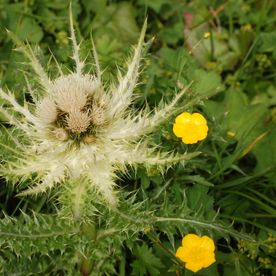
176,234 -> 216,273
203,32 -> 211,38
227,131 -> 236,137
173,112 -> 208,144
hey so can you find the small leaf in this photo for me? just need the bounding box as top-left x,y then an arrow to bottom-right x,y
259,32 -> 276,53
14,17 -> 43,43
131,244 -> 164,275
191,69 -> 223,97
182,175 -> 214,187
137,0 -> 172,13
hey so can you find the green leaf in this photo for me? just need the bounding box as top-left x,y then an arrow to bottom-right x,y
182,175 -> 214,187
81,0 -> 107,14
191,69 -> 223,97
12,17 -> 43,43
259,32 -> 276,53
186,185 -> 214,215
137,0 -> 172,13
131,244 -> 164,275
93,2 -> 140,44
252,125 -> 276,181
158,47 -> 190,73
159,22 -> 184,45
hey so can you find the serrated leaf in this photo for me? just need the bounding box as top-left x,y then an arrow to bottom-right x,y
131,244 -> 164,275
13,17 -> 43,43
192,69 -> 223,97
259,32 -> 276,53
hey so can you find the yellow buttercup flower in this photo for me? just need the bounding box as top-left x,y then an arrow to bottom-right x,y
175,234 -> 216,273
227,131 -> 236,137
203,32 -> 211,38
173,112 -> 208,144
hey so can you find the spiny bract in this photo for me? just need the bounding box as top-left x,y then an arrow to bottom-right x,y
0,12 -> 198,209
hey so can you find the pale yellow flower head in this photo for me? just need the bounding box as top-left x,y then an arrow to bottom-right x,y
173,112 -> 208,144
176,233 -> 216,273
36,97 -> 58,124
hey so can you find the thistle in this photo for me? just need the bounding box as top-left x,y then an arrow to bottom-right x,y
0,11 -> 199,213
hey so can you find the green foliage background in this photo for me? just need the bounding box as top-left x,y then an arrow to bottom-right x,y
0,0 -> 275,275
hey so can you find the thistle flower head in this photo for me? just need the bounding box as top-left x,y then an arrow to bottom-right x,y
0,12 -> 200,214
36,73 -> 105,141
36,97 -> 58,124
65,109 -> 91,134
53,74 -> 100,112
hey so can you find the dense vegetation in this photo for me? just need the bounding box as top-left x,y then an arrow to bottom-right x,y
0,0 -> 275,275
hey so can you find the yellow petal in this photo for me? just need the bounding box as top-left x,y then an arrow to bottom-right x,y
173,123 -> 185,138
191,113 -> 207,125
173,121 -> 194,141
179,124 -> 197,144
196,124 -> 208,140
201,236 -> 215,252
176,246 -> 194,263
175,112 -> 191,124
185,261 -> 203,273
182,234 -> 202,248
175,246 -> 186,260
201,252 -> 216,268
182,136 -> 198,144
